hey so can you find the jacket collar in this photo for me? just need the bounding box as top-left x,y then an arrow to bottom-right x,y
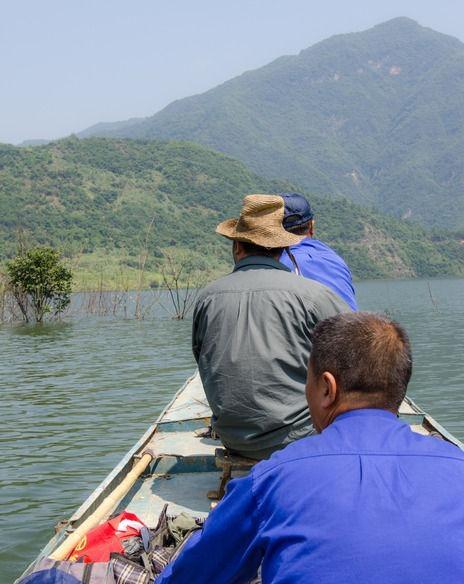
334,409 -> 398,423
233,255 -> 291,273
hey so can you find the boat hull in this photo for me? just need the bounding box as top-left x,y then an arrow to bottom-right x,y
16,372 -> 464,581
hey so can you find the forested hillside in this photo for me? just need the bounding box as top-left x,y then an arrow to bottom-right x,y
80,18 -> 464,231
1,137 -> 463,285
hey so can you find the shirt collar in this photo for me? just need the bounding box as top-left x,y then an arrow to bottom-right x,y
233,255 -> 291,272
334,408 -> 398,423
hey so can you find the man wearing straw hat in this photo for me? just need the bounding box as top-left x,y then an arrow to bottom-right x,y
192,194 -> 350,460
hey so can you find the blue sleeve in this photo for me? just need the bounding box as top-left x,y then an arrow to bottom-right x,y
156,473 -> 263,584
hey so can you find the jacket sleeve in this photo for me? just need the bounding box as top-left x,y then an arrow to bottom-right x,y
156,473 -> 263,584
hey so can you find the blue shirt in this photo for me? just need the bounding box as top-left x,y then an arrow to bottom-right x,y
280,238 -> 358,310
158,409 -> 464,584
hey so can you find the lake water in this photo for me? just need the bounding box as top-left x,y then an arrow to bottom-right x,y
1,278 -> 464,581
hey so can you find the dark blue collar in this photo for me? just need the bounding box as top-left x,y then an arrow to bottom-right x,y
233,255 -> 291,272
334,409 -> 398,423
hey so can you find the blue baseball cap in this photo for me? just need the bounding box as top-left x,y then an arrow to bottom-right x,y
281,193 -> 314,229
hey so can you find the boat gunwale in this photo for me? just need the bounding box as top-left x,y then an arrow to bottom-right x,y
423,413 -> 464,449
68,372 -> 198,526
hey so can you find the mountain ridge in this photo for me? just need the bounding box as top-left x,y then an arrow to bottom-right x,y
79,17 -> 464,231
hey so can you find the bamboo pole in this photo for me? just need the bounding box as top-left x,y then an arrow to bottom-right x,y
50,451 -> 153,561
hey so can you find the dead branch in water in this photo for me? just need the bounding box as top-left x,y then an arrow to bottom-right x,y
160,251 -> 205,319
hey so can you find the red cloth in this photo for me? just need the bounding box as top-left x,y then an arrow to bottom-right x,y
68,511 -> 145,563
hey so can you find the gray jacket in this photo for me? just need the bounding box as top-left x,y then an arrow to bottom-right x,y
192,255 -> 351,458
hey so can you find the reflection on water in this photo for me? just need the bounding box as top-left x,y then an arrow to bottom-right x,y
1,278 -> 463,581
10,321 -> 74,338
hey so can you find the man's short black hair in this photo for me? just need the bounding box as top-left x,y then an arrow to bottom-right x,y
310,312 -> 412,410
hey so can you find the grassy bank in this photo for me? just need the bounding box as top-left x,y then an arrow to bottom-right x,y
57,249 -> 230,292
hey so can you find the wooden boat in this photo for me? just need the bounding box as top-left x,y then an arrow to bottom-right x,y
16,371 -> 464,581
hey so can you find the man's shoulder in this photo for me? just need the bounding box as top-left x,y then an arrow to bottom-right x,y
197,265 -> 337,299
251,417 -> 464,483
405,424 -> 464,460
194,262 -> 351,320
251,433 -> 329,479
295,239 -> 347,263
195,272 -> 236,301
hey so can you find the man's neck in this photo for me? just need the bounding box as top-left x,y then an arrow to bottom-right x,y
323,400 -> 398,430
234,251 -> 282,264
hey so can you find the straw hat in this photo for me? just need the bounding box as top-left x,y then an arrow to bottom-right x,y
216,194 -> 304,248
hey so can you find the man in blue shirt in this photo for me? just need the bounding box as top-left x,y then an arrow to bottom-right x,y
158,312 -> 464,583
280,192 -> 358,310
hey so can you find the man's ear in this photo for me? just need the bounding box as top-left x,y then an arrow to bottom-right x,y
309,219 -> 315,237
233,240 -> 247,263
320,371 -> 338,407
232,240 -> 240,261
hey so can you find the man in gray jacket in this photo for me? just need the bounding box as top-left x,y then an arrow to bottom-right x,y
193,194 -> 350,459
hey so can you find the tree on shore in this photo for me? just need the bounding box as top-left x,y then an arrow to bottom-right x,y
6,247 -> 73,323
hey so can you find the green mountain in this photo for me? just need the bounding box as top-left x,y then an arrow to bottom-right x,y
1,137 -> 463,284
80,18 -> 464,231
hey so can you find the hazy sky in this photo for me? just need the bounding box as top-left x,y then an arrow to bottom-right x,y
2,0 -> 464,144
